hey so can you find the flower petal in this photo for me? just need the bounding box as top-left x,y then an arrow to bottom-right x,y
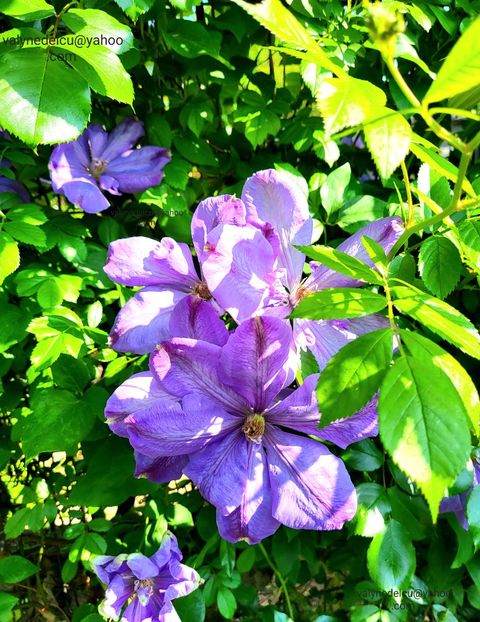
62,179 -> 110,213
317,395 -> 379,449
169,295 -> 228,345
126,393 -> 237,458
133,452 -> 188,483
294,315 -> 390,370
85,124 -> 108,160
216,443 -> 280,544
109,287 -> 186,355
100,118 -> 145,161
105,146 -> 171,193
265,373 -> 320,435
126,554 -> 159,579
265,428 -> 357,530
200,223 -> 279,322
105,371 -> 175,437
0,177 -> 30,202
104,237 -> 198,289
150,338 -> 247,413
191,195 -> 246,260
305,217 -> 404,291
242,169 -> 312,289
48,136 -> 90,191
218,316 -> 294,411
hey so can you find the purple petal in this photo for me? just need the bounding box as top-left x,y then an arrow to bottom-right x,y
152,532 -> 183,568
294,315 -> 390,370
184,429 -> 248,513
218,316 -> 294,411
127,554 -> 159,579
169,295 -> 228,345
99,174 -> 121,195
304,217 -> 404,291
216,443 -> 281,544
264,428 -> 357,530
134,452 -> 188,483
104,146 -> 171,193
439,494 -> 468,530
191,195 -> 247,260
100,118 -> 145,161
317,395 -> 379,449
125,393 -> 238,458
110,287 -> 187,355
0,177 -> 30,202
200,223 -> 279,323
104,237 -> 198,289
105,371 -> 175,437
85,124 -> 108,160
150,338 -> 247,413
48,136 -> 90,191
62,179 -> 110,213
100,574 -> 133,618
265,374 -> 320,435
242,169 -> 312,289
121,598 -> 152,622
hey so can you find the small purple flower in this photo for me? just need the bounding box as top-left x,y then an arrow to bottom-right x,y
117,312 -> 379,544
49,119 -> 170,214
93,532 -> 200,621
440,460 -> 480,530
0,159 -> 29,203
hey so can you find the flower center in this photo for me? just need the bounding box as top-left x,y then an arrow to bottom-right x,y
242,414 -> 265,443
290,285 -> 310,305
192,280 -> 212,300
89,158 -> 108,178
134,578 -> 155,605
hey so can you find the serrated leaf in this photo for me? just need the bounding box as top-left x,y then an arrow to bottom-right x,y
292,288 -> 387,320
379,354 -> 471,519
363,108 -> 411,179
0,232 -> 20,285
418,236 -> 461,299
367,520 -> 416,591
164,20 -> 222,59
317,328 -> 393,425
424,18 -> 480,104
0,0 -> 54,20
37,279 -> 63,309
457,219 -> 480,273
410,143 -> 475,197
392,285 -> 480,359
62,8 -> 134,54
0,48 -> 90,146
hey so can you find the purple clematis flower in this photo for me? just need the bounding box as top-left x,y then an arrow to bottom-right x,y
0,159 -> 29,203
118,313 -> 379,544
49,119 -> 170,214
93,531 -> 200,622
440,459 -> 480,530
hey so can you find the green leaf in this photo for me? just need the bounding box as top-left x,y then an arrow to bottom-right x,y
114,0 -> 154,22
400,330 -> 480,435
0,0 -> 54,20
174,135 -> 218,166
320,163 -> 351,220
164,21 -> 222,59
292,288 -> 387,320
3,221 -> 46,247
467,487 -> 480,549
0,301 -> 29,353
236,547 -> 256,573
344,439 -> 384,472
0,48 -> 90,146
418,236 -> 461,299
174,589 -> 205,622
217,586 -> 237,620
363,108 -> 411,179
37,280 -> 63,309
243,109 -> 281,148
51,355 -> 93,393
367,520 -> 416,591
0,556 -> 39,583
62,8 -> 134,54
315,78 -> 386,136
87,301 -> 103,328
457,219 -> 480,273
0,232 -> 20,285
424,18 -> 480,104
0,593 -> 18,620
392,285 -> 480,359
378,354 -> 471,519
297,244 -> 384,285
317,329 -> 393,425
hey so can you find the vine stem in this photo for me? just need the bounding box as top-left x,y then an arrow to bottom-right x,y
400,160 -> 414,227
258,542 -> 295,620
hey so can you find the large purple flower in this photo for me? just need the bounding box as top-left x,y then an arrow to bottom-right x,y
49,119 -> 170,214
194,169 -> 404,369
0,159 -> 29,203
93,532 -> 200,622
118,314 -> 378,544
440,459 -> 480,530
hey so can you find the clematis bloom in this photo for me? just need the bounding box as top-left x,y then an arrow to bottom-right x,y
121,314 -> 379,544
93,532 -> 200,622
49,119 -> 170,213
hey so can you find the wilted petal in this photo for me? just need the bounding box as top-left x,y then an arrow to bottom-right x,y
216,442 -> 280,544
184,429 -> 248,513
150,338 -> 247,413
219,316 -> 294,411
305,217 -> 404,291
169,295 -> 228,346
104,237 -> 198,289
294,315 -> 390,370
200,223 -> 278,323
62,179 -> 110,213
134,452 -> 188,483
126,393 -> 236,458
100,118 -> 145,161
191,195 -> 246,260
317,395 -> 379,449
242,169 -> 312,289
109,287 -> 186,355
266,374 -> 320,435
265,428 -> 357,530
105,146 -> 171,193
